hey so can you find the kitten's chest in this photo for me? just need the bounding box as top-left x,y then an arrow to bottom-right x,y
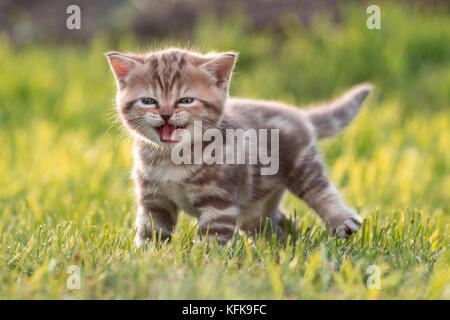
141,161 -> 201,216
158,182 -> 198,216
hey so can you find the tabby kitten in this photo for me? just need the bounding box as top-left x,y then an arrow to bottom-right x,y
105,48 -> 372,246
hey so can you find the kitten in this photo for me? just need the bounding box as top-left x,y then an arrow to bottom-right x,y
105,48 -> 372,246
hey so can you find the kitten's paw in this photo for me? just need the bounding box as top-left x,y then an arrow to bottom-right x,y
134,227 -> 171,248
134,231 -> 149,248
330,212 -> 362,238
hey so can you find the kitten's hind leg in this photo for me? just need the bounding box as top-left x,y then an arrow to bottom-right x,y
239,208 -> 291,242
286,148 -> 362,238
239,189 -> 291,241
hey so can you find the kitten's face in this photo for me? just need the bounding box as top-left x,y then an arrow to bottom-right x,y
106,48 -> 237,147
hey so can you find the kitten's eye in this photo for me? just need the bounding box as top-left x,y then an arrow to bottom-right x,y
179,97 -> 195,104
141,97 -> 157,105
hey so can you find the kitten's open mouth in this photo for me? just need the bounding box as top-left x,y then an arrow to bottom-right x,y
155,123 -> 188,143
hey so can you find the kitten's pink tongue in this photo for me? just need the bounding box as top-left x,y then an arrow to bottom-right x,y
161,124 -> 177,142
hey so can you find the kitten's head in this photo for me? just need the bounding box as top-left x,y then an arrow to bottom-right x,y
106,48 -> 237,147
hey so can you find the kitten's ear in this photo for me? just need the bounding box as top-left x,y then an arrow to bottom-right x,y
105,51 -> 143,86
201,52 -> 238,89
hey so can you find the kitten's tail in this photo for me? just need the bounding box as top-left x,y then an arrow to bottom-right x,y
305,83 -> 373,140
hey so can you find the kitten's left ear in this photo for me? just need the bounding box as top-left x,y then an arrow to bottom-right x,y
201,52 -> 238,89
105,51 -> 143,87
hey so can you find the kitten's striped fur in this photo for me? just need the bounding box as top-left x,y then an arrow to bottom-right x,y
105,48 -> 372,246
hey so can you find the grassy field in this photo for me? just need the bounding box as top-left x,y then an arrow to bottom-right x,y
0,4 -> 449,299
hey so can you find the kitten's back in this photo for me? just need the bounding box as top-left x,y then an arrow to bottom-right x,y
225,83 -> 372,139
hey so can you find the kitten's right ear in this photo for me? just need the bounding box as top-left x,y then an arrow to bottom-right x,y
105,51 -> 142,86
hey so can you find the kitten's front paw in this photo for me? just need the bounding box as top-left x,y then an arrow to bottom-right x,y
134,227 -> 172,248
329,212 -> 362,238
134,231 -> 149,248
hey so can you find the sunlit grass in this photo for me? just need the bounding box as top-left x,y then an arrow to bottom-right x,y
0,3 -> 449,299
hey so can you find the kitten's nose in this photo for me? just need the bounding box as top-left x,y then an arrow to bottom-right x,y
160,113 -> 172,122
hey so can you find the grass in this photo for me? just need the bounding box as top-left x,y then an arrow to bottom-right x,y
0,3 -> 449,299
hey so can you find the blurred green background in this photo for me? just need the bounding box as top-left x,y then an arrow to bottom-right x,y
0,1 -> 448,299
